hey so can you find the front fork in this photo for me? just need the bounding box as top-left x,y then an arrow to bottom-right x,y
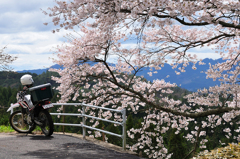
21,107 -> 34,125
21,104 -> 48,127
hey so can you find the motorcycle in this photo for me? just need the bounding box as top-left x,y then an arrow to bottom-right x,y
7,83 -> 54,136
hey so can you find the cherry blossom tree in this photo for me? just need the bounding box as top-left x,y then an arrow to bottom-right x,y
45,0 -> 240,158
0,47 -> 17,71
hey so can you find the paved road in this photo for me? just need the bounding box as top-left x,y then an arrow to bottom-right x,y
0,133 -> 144,159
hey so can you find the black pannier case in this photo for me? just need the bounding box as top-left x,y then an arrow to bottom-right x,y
29,83 -> 53,103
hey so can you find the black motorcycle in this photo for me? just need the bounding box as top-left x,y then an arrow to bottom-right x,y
7,83 -> 54,136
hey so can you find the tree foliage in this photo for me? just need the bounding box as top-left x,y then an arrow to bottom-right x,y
45,0 -> 240,158
0,71 -> 59,88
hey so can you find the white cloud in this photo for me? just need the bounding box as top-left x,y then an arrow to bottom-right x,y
0,0 -> 55,12
191,52 -> 221,60
10,53 -> 56,71
0,0 -> 56,33
0,0 -> 62,71
1,31 -> 70,71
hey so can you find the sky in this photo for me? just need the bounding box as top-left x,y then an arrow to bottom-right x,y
0,0 -> 69,71
0,0 -> 221,71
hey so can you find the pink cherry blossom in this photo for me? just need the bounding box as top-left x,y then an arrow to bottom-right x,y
45,0 -> 240,158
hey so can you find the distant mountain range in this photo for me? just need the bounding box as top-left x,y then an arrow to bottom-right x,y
136,58 -> 224,91
17,58 -> 224,91
17,64 -> 62,75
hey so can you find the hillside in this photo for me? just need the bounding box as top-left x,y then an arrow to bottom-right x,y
0,71 -> 59,89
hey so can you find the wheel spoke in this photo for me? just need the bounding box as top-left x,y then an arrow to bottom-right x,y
38,110 -> 53,136
10,111 -> 32,133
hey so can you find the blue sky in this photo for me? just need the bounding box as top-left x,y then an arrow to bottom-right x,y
0,0 -> 221,71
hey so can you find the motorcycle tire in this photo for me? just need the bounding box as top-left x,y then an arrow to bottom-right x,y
9,110 -> 36,133
38,109 -> 54,136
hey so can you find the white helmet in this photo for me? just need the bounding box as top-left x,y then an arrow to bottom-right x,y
20,74 -> 34,86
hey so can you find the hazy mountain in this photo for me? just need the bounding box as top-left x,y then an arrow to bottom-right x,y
18,58 -> 224,91
136,58 -> 224,91
17,64 -> 62,75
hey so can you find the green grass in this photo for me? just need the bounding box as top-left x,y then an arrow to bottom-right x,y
0,125 -> 15,133
0,125 -> 42,133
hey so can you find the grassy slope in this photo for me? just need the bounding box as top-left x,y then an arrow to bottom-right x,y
0,125 -> 14,133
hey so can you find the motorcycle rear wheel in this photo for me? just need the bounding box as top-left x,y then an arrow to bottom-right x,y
9,110 -> 35,133
38,110 -> 54,136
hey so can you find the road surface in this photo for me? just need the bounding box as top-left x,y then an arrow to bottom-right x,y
0,132 -> 144,159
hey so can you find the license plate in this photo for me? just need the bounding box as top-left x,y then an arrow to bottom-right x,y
42,103 -> 54,109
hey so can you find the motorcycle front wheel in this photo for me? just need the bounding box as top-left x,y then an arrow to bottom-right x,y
38,109 -> 54,136
9,110 -> 35,133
